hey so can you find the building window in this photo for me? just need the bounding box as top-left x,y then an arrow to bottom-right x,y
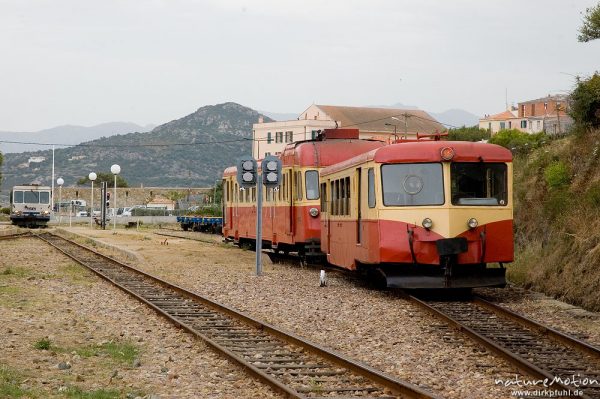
499,122 -> 506,130
530,104 -> 535,116
267,132 -> 272,144
521,105 -> 525,116
544,102 -> 548,111
537,120 -> 541,130
508,121 -> 512,129
276,132 -> 283,143
311,130 -> 318,140
285,131 -> 293,143
521,120 -> 527,129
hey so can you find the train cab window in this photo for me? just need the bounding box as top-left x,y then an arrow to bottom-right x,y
305,170 -> 320,200
13,191 -> 24,203
39,192 -> 50,204
381,163 -> 444,206
24,191 -> 41,203
368,168 -> 376,208
451,163 -> 507,206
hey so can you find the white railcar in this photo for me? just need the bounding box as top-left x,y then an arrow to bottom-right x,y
10,184 -> 52,228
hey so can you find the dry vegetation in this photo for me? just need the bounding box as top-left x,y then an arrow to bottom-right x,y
509,128 -> 600,310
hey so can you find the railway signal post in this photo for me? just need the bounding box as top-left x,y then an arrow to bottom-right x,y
237,156 -> 281,276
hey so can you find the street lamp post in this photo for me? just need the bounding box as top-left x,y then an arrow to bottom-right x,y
392,115 -> 409,137
110,164 -> 121,233
56,178 -> 64,225
89,172 -> 97,229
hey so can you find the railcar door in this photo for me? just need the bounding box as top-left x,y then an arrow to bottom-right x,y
356,168 -> 362,244
286,169 -> 293,237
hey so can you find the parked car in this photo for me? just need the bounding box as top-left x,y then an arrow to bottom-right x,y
121,207 -> 132,217
76,211 -> 89,217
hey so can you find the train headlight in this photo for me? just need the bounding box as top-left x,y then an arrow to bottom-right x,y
468,218 -> 478,229
440,147 -> 455,161
309,208 -> 319,217
422,218 -> 433,230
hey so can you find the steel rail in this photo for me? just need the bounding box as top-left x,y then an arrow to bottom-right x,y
0,231 -> 32,240
473,296 -> 600,358
410,295 -> 600,399
37,232 -> 440,399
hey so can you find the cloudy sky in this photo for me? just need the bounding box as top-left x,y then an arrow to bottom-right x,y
0,0 -> 598,131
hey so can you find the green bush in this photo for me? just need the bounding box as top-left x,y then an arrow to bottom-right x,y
489,129 -> 545,150
585,181 -> 600,207
544,161 -> 571,188
0,208 -> 9,215
570,73 -> 600,128
543,188 -> 571,219
447,126 -> 490,142
34,337 -> 52,350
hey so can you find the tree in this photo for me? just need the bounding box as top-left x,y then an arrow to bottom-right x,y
569,73 -> 600,128
77,172 -> 129,187
447,126 -> 490,142
579,3 -> 600,42
488,129 -> 545,151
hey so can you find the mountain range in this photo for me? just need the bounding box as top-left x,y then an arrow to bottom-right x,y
0,103 -> 270,193
0,122 -> 156,154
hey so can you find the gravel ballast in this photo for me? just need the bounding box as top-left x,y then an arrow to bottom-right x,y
57,227 -> 546,399
0,236 -> 281,398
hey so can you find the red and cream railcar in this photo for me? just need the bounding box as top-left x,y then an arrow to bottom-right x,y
222,129 -> 386,256
319,140 -> 513,288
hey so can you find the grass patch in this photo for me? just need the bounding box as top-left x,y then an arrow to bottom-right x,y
64,386 -> 121,399
33,337 -> 52,350
0,364 -> 34,398
69,341 -> 140,365
0,267 -> 28,278
58,263 -> 93,284
0,286 -> 25,308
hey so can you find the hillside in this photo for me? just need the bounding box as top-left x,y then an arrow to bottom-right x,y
508,129 -> 600,311
1,103 -> 271,192
0,122 -> 155,154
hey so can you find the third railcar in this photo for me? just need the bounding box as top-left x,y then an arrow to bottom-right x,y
10,184 -> 52,228
319,140 -> 513,288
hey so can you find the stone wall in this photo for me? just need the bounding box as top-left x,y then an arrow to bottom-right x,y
55,186 -> 212,209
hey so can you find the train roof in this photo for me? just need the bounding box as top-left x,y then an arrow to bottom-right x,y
321,141 -> 513,176
12,184 -> 51,190
223,137 -> 386,177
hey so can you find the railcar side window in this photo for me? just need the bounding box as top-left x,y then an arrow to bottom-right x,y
305,170 -> 319,200
39,192 -> 50,204
320,183 -> 327,211
13,191 -> 24,203
381,163 -> 444,206
451,163 -> 508,206
368,168 -> 376,208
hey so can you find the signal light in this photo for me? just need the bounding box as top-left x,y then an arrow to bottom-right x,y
262,156 -> 282,187
237,157 -> 258,188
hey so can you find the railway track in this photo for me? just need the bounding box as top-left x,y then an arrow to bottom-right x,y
411,295 -> 600,399
36,232 -> 439,399
0,230 -> 32,240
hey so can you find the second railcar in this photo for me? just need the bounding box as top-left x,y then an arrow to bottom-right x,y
222,129 -> 386,257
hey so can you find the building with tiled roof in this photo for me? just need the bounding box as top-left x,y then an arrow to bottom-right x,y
252,104 -> 444,159
479,94 -> 572,135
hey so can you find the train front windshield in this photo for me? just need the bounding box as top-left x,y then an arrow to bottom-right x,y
12,190 -> 50,204
381,163 -> 444,206
451,163 -> 507,206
